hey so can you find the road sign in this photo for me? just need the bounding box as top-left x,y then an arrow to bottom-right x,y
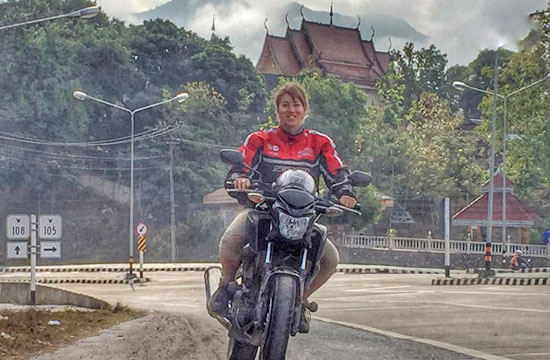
137,235 -> 147,252
7,242 -> 28,259
38,215 -> 63,240
136,222 -> 148,236
40,241 -> 61,258
6,215 -> 30,240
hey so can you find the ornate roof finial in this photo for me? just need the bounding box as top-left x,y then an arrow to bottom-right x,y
211,14 -> 215,32
264,18 -> 269,35
370,26 -> 375,41
285,11 -> 290,28
330,1 -> 334,26
388,37 -> 393,52
300,5 -> 305,21
356,15 -> 361,29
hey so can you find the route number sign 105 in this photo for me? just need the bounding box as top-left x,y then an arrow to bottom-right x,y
38,215 -> 63,240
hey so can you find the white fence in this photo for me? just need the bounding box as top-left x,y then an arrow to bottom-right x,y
342,235 -> 550,259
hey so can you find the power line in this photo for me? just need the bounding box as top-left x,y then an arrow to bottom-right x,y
0,142 -> 168,161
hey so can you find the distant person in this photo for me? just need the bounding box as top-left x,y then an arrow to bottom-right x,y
510,250 -> 531,270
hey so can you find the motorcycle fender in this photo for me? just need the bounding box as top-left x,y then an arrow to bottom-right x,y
255,268 -> 303,330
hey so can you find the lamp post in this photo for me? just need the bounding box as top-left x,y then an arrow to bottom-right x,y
0,5 -> 99,306
0,6 -> 100,31
453,73 -> 550,252
73,91 -> 189,278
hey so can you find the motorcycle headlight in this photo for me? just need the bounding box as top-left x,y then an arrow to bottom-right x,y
279,212 -> 311,240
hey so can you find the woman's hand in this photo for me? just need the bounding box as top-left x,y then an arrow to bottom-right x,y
339,195 -> 356,209
233,177 -> 251,190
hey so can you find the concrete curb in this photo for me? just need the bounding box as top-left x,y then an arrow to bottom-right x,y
0,278 -> 151,284
0,282 -> 110,308
0,266 -> 208,273
466,267 -> 549,274
336,267 -> 443,274
519,267 -> 550,273
431,277 -> 550,286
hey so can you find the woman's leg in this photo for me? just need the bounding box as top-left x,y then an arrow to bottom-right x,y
303,239 -> 339,299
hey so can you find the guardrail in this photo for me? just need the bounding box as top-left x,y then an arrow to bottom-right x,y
342,235 -> 550,258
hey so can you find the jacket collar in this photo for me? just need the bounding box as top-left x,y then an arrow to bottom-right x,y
276,125 -> 306,142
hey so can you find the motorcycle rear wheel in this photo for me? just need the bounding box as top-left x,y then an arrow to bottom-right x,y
260,275 -> 297,360
227,337 -> 258,360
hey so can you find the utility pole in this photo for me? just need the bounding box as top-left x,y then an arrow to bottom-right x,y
168,137 -> 179,263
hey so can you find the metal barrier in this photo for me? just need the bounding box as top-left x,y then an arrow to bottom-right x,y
342,235 -> 550,258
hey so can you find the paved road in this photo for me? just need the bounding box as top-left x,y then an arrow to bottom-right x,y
7,269 -> 549,360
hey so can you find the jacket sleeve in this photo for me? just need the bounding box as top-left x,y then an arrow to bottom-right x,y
224,132 -> 264,189
319,136 -> 356,200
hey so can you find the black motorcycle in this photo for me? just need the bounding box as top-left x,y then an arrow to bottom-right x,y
205,149 -> 371,360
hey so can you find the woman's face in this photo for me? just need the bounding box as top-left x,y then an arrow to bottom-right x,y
277,93 -> 305,133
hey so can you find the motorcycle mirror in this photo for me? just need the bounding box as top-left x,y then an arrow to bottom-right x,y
220,149 -> 244,166
349,171 -> 372,187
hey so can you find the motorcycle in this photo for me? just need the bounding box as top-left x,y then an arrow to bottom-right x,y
204,149 -> 371,360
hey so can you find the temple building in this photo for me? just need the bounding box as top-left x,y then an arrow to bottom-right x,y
256,7 -> 390,96
452,172 -> 539,244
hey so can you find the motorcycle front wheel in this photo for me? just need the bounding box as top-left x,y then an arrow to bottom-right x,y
227,337 -> 258,360
260,275 -> 297,360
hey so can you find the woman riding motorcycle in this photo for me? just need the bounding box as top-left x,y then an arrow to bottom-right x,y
210,82 -> 357,332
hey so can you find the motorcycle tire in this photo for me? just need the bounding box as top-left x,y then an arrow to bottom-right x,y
260,275 -> 297,360
227,337 -> 258,360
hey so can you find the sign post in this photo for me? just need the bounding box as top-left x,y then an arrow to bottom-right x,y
444,198 -> 451,278
6,214 -> 63,304
30,214 -> 37,305
136,223 -> 148,281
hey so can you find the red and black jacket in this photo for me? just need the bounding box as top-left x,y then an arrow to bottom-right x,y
226,126 -> 355,201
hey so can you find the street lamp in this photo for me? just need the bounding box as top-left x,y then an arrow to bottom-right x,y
73,90 -> 189,278
0,6 -> 100,31
453,73 -> 550,250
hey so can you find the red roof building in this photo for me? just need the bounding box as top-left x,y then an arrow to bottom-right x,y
256,15 -> 389,94
452,172 -> 539,243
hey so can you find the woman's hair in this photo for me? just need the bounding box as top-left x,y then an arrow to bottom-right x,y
273,82 -> 309,113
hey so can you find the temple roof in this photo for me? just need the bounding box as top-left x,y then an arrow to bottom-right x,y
452,173 -> 539,227
256,19 -> 389,91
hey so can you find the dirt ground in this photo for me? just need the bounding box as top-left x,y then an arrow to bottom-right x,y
0,305 -> 143,360
25,311 -> 228,360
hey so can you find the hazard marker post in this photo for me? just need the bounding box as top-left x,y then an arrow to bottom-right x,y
136,223 -> 148,280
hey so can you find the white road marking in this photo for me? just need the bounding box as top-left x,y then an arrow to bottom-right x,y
362,299 -> 550,313
503,352 -> 550,357
321,305 -> 440,312
314,316 -> 513,360
417,290 -> 549,297
346,285 -> 411,292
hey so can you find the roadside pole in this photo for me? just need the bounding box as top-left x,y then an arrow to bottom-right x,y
444,198 -> 450,277
136,223 -> 148,282
30,214 -> 37,305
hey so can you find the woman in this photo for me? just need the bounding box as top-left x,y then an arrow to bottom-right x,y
210,82 -> 356,332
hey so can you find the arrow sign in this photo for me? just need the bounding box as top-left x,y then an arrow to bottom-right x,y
40,241 -> 61,259
7,242 -> 28,259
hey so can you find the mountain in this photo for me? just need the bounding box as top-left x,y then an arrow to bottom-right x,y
134,1 -> 429,62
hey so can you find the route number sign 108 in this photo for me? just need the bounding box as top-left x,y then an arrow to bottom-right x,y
6,215 -> 30,240
38,215 -> 63,240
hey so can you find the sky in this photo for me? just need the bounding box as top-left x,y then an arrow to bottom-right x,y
95,0 -> 549,67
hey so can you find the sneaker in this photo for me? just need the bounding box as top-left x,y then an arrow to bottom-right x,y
209,283 -> 231,315
298,305 -> 311,333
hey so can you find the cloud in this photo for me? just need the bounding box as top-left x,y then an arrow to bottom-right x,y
95,0 -> 548,66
